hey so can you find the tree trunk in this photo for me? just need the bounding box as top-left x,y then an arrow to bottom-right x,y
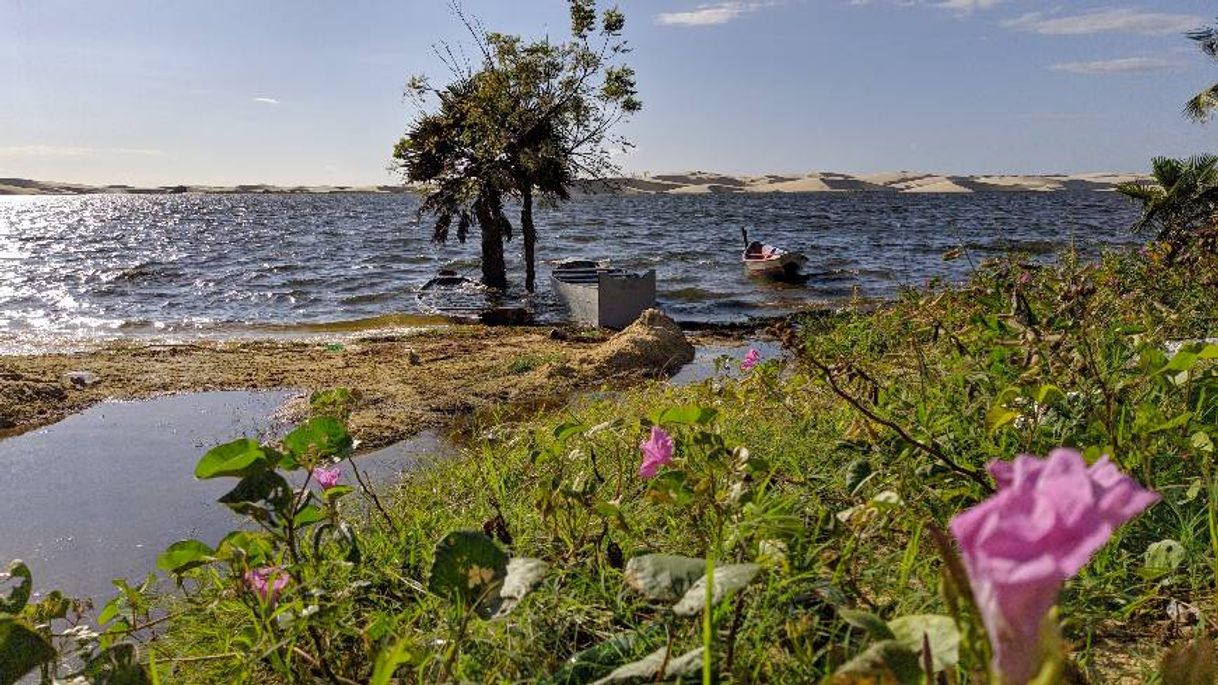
475,192 -> 508,290
520,182 -> 537,293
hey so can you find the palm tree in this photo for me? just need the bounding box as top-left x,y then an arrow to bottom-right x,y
1185,21 -> 1218,121
1116,155 -> 1218,259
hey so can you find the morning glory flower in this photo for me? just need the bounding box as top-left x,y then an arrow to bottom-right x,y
244,566 -> 290,604
741,348 -> 761,372
949,448 -> 1158,685
314,466 -> 341,490
638,426 -> 674,479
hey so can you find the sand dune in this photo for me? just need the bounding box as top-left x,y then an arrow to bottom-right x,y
1,171 -> 1148,197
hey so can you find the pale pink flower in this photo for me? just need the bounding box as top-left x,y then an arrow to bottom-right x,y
313,466 -> 341,490
638,426 -> 674,479
741,348 -> 761,372
244,566 -> 290,604
949,449 -> 1158,684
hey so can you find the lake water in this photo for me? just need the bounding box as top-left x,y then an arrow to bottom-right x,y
0,192 -> 1141,350
0,391 -> 450,604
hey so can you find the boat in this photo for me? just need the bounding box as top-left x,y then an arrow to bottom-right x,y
741,228 -> 807,277
416,270 -> 491,317
417,270 -> 533,324
551,260 -> 656,329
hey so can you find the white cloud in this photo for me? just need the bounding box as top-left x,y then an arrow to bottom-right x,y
849,0 -> 1004,11
252,97 -> 281,105
934,0 -> 1003,12
1004,8 -> 1204,36
656,2 -> 774,27
1050,57 -> 1188,74
0,145 -> 163,158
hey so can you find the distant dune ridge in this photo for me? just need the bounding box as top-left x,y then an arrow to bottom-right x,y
575,170 -> 1149,195
0,171 -> 1147,196
0,178 -> 413,196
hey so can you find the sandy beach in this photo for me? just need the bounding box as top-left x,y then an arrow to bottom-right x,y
0,313 -> 719,449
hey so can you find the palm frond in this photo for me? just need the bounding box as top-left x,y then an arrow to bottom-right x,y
1188,24 -> 1218,59
1185,83 -> 1218,122
1115,181 -> 1163,203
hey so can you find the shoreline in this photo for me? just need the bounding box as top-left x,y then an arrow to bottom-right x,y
0,315 -> 751,448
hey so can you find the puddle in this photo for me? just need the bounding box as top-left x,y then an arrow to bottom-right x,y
670,340 -> 785,385
0,391 -> 452,605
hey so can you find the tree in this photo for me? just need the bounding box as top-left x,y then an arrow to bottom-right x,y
1116,155 -> 1218,260
1186,20 -> 1218,121
393,1 -> 641,292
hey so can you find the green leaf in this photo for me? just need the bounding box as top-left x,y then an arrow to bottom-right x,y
217,471 -> 293,521
1165,347 -> 1203,373
428,531 -> 508,616
1192,432 -> 1214,454
887,614 -> 960,672
283,417 -> 353,462
1160,636 -> 1217,685
322,484 -> 354,503
82,642 -> 152,685
155,540 -> 216,576
1142,539 -> 1187,579
194,438 -> 269,479
0,615 -> 55,685
672,563 -> 761,617
985,404 -> 1020,433
831,640 -> 922,685
622,554 -> 706,602
370,635 -> 422,685
543,627 -> 665,685
1033,384 -> 1065,406
657,405 -> 717,425
215,531 -> 275,565
1152,412 -> 1194,434
293,505 -> 326,527
552,422 -> 587,442
590,646 -> 704,684
839,609 -> 895,640
662,402 -> 716,424
644,471 -> 695,506
844,459 -> 873,495
0,562 -> 31,615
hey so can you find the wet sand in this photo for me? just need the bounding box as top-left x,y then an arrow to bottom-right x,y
0,318 -> 707,449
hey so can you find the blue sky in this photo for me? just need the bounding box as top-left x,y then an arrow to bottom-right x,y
1,0 -> 1215,185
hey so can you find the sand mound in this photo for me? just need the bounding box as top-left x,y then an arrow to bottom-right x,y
573,309 -> 694,379
746,175 -> 834,193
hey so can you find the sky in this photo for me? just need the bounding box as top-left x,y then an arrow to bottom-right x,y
1,0 -> 1216,185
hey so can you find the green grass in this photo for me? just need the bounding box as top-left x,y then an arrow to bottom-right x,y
504,351 -> 567,374
146,247 -> 1218,683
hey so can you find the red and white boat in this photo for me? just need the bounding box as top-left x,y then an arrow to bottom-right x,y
741,228 -> 807,277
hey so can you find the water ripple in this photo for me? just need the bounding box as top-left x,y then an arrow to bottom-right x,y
0,192 -> 1141,339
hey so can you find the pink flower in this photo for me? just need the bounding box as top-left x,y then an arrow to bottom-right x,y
741,348 -> 761,372
313,466 -> 341,490
638,426 -> 674,479
949,449 -> 1158,684
244,566 -> 290,604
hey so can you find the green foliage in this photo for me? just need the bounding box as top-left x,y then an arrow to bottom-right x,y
0,615 -> 55,685
1117,155 -> 1218,260
428,530 -> 508,614
393,0 -> 640,290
